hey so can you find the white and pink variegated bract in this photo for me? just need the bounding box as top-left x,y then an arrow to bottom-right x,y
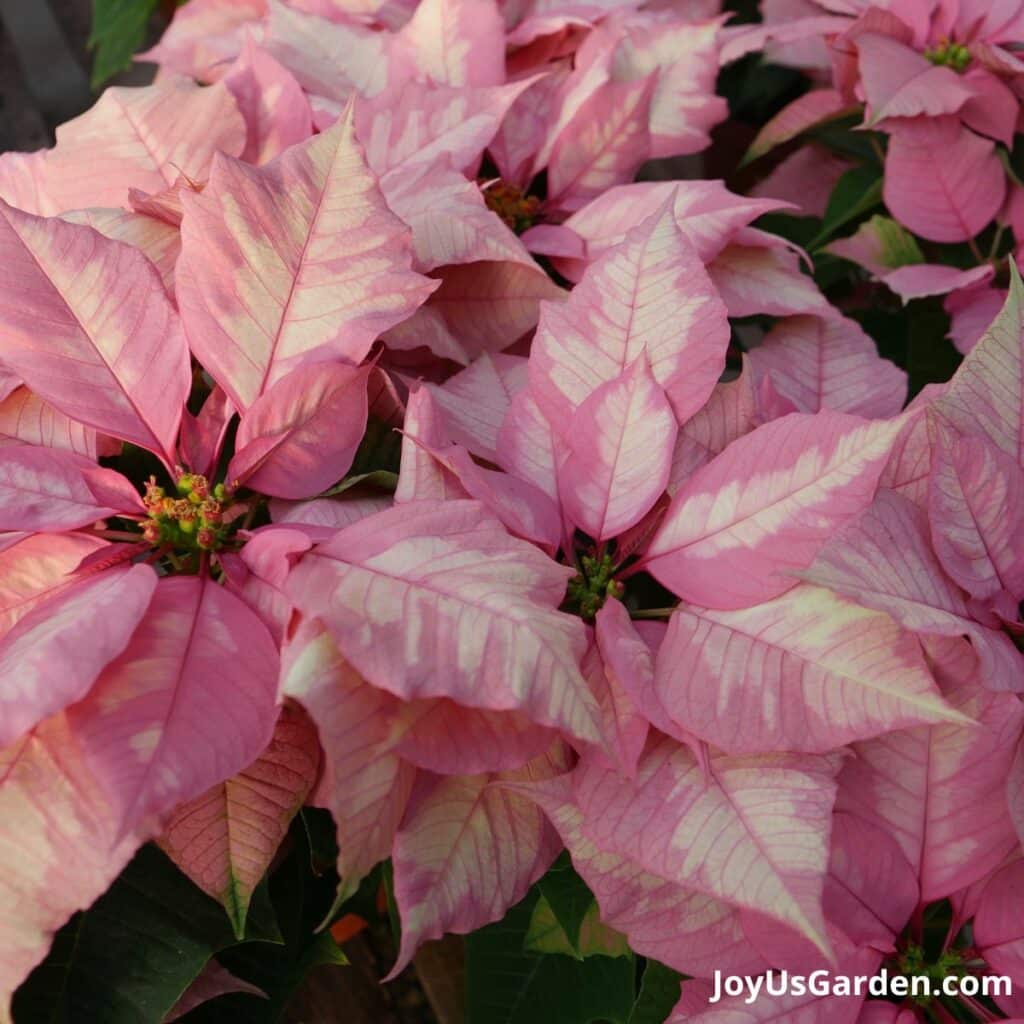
727,0 -> 1024,283
5,0 -> 1024,1015
0,50 -> 446,1014
268,190 -> 973,984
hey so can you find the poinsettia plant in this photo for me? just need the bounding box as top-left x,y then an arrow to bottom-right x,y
1,0 -> 1024,1021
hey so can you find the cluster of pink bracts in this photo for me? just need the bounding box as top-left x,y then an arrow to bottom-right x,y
1,0 -> 1024,1021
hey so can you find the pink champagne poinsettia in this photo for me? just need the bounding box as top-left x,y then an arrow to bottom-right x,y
130,0 -> 728,214
727,0 -> 1024,245
802,268 -> 1024,694
0,105 -> 449,1010
5,0 -> 1024,1016
273,193 -> 977,983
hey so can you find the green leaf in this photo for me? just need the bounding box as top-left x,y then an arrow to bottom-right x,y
537,856 -> 593,952
466,890 -> 636,1024
866,215 -> 925,268
825,214 -> 924,273
628,961 -> 684,1024
348,416 -> 402,477
812,117 -> 881,163
216,816 -> 352,1021
13,844 -> 281,1024
88,0 -> 159,88
525,896 -> 630,959
809,165 -> 884,251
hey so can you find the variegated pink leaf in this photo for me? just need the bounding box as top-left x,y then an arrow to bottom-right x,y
0,370 -> 19,405
0,716 -> 148,1018
559,357 -> 677,541
747,315 -> 907,419
882,263 -> 994,304
127,176 -> 192,227
546,75 -> 654,212
884,116 -> 1005,243
0,150 -> 48,217
489,65 -> 569,186
19,76 -> 245,216
282,627 -> 415,904
496,390 -> 560,502
591,600 -> 652,778
423,353 -> 528,462
139,0 -> 264,81
0,565 -> 157,748
222,533 -> 310,647
0,387 -> 98,457
1010,739 -> 1024,852
861,1004 -> 928,1024
593,606 -> 708,767
262,0 -> 390,103
932,262 -> 1024,465
395,388 -> 469,504
708,242 -> 831,318
530,200 -> 728,430
825,811 -> 918,954
801,489 -> 1024,692
384,167 -> 533,273
228,361 -> 371,499
179,387 -> 236,480
224,36 -> 314,165
522,775 -> 771,978
390,701 -> 557,777
426,444 -> 563,552
570,737 -> 840,957
0,200 -> 189,463
397,392 -> 560,550
390,746 -> 567,974
745,88 -> 851,162
177,110 -> 435,411
0,532 -> 105,637
60,208 -> 181,297
392,0 -> 505,87
269,493 -> 391,533
750,144 -> 854,220
838,635 -> 1024,900
552,180 -> 791,271
621,14 -> 726,159
857,33 -> 974,124
976,858 -> 1024,988
928,429 -> 1024,602
946,283 -> 1006,356
285,500 -> 602,744
669,369 -> 759,492
68,576 -> 280,834
643,413 -> 901,609
654,583 -> 964,755
878,401 -> 935,505
160,702 -> 320,937
0,447 -> 142,532
355,78 -> 536,181
394,261 -> 564,363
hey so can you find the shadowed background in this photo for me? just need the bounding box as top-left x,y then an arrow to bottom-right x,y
0,0 -> 160,152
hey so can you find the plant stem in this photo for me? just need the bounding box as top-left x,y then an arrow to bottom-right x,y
988,224 -> 1006,261
630,607 -> 676,620
93,529 -> 143,543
